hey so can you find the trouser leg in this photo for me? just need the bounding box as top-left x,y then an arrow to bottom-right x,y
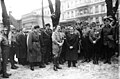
2,46 -> 9,74
30,62 -> 34,71
68,60 -> 71,67
72,60 -> 76,67
53,57 -> 58,66
10,47 -> 15,66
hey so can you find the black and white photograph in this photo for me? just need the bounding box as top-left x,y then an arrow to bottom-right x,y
0,0 -> 119,79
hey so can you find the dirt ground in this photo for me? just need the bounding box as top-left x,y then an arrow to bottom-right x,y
0,60 -> 119,79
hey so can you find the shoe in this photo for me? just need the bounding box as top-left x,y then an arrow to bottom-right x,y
93,61 -> 98,65
73,65 -> 76,67
81,60 -> 86,63
30,67 -> 34,71
107,61 -> 111,64
86,59 -> 90,62
68,64 -> 71,68
11,65 -> 18,69
68,65 -> 71,68
39,65 -> 46,68
45,62 -> 49,65
104,60 -> 111,64
2,74 -> 9,78
56,66 -> 62,69
2,73 -> 11,78
5,73 -> 12,76
53,66 -> 58,71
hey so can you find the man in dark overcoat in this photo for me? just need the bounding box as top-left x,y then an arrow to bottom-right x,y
65,26 -> 79,67
16,29 -> 27,65
41,23 -> 52,65
27,25 -> 42,71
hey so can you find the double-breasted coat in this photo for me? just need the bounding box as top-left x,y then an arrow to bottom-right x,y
65,32 -> 79,61
27,31 -> 41,63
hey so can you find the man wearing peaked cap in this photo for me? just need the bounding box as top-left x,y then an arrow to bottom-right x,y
103,16 -> 114,22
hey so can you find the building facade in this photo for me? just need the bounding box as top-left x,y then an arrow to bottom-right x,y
60,0 -> 106,25
21,6 -> 52,30
22,0 -> 119,29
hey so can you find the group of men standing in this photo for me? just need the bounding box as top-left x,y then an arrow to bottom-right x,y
0,15 -> 119,78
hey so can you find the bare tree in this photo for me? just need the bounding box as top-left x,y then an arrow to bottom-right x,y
48,0 -> 61,28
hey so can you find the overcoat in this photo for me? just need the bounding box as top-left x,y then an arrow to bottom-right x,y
27,31 -> 41,62
16,33 -> 27,58
65,32 -> 79,61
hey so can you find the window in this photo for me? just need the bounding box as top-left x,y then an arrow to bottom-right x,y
71,11 -> 74,17
79,10 -> 83,15
89,7 -> 93,14
84,8 -> 88,14
75,10 -> 78,16
96,17 -> 99,22
62,14 -> 64,20
67,2 -> 70,8
101,4 -> 105,12
95,5 -> 99,13
67,12 -> 70,18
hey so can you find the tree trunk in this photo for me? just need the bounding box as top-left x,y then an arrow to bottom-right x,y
105,0 -> 119,18
42,0 -> 45,28
105,0 -> 113,16
48,0 -> 61,28
48,0 -> 54,14
1,0 -> 10,37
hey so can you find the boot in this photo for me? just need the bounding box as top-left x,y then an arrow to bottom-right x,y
30,66 -> 34,71
39,63 -> 46,68
2,72 -> 11,78
11,65 -> 18,69
68,61 -> 71,68
30,63 -> 34,71
104,59 -> 111,64
93,60 -> 98,64
73,61 -> 76,67
56,65 -> 62,69
53,65 -> 58,71
2,74 -> 9,78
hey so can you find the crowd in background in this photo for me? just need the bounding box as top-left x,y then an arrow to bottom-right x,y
0,16 -> 119,78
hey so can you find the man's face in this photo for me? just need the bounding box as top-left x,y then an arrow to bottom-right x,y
46,25 -> 50,30
4,30 -> 8,35
104,19 -> 111,25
